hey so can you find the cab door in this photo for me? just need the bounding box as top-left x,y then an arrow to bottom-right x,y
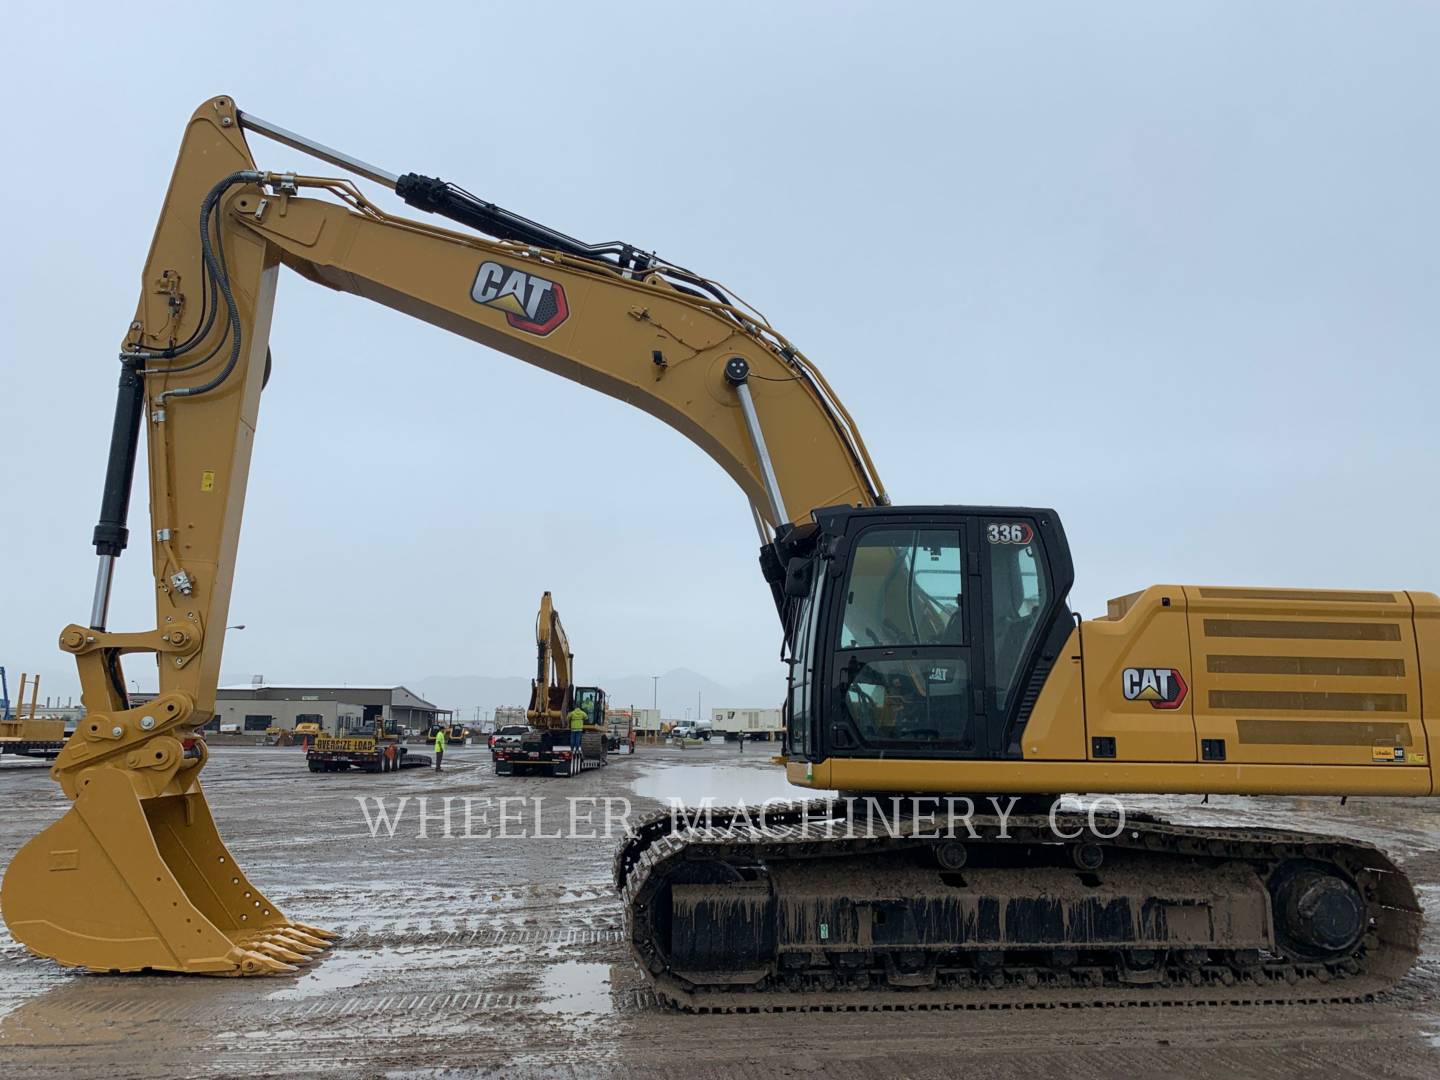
973,515 -> 1060,758
824,518 -> 983,759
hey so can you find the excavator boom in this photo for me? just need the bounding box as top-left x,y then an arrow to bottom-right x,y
527,591 -> 574,727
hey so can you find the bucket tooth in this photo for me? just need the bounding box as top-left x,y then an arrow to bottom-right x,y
274,930 -> 325,954
291,921 -> 339,941
252,940 -> 308,964
281,923 -> 329,941
262,930 -> 321,959
235,949 -> 297,975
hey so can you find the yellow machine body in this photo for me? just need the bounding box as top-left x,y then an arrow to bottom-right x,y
3,97 -> 1431,979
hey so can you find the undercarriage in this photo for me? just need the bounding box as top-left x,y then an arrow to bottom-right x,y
614,800 -> 1422,1012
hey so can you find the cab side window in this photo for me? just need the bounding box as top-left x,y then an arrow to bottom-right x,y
787,572 -> 823,755
987,537 -> 1047,710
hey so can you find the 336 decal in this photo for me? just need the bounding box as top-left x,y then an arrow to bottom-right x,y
986,522 -> 1034,545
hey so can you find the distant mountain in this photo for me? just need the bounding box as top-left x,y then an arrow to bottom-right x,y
403,674 -> 531,714
407,665 -> 785,723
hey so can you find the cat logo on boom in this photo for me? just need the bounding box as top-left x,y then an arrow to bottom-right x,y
471,260 -> 569,335
1121,667 -> 1188,710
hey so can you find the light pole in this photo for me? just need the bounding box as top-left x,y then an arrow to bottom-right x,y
651,675 -> 660,713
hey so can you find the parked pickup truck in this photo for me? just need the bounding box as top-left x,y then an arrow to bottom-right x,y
488,724 -> 530,751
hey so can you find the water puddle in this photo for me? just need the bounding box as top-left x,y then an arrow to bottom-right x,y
629,761 -> 833,805
264,945 -> 470,1001
535,961 -> 612,1014
264,949 -> 381,1000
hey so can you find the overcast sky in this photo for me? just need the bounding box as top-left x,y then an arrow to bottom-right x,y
2,3 -> 1436,707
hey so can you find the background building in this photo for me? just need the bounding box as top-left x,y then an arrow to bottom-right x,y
214,683 -> 451,734
710,707 -> 783,741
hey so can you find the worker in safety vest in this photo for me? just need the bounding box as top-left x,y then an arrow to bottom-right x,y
567,706 -> 586,753
433,725 -> 446,771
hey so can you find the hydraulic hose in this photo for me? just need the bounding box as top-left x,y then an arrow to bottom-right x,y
156,170 -> 264,401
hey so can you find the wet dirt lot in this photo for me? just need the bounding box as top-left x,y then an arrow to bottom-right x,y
2,743 -> 1439,1079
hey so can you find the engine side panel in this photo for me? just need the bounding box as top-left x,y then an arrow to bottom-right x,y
1185,585 -> 1425,769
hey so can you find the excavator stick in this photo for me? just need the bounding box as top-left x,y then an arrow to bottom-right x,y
0,98 -> 334,975
2,770 -> 331,974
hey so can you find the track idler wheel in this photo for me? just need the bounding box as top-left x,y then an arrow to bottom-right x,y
1269,861 -> 1367,961
1070,842 -> 1104,871
934,840 -> 968,871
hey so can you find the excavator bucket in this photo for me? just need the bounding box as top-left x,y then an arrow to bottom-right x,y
2,768 -> 333,974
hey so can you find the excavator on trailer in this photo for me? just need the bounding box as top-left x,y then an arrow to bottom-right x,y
501,590 -> 608,777
0,98 -> 1429,1004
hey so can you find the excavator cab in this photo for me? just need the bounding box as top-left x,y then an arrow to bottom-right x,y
573,687 -> 607,728
774,505 -> 1075,766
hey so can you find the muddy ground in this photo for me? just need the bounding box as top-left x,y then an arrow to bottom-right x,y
1,743 -> 1438,1079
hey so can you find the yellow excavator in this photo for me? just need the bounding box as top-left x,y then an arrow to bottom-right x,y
504,591 -> 608,777
1,98 -> 1429,1004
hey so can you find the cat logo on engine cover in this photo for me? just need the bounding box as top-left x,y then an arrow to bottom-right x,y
1121,667 -> 1188,710
471,260 -> 569,335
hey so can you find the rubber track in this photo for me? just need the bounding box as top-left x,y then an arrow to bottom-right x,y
615,800 -> 1423,1013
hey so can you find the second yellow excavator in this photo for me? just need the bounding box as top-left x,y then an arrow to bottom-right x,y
500,590 -> 608,777
0,98 -> 1428,1006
